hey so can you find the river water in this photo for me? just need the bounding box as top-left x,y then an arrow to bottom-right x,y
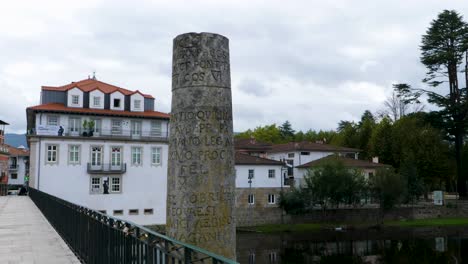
236,226 -> 468,263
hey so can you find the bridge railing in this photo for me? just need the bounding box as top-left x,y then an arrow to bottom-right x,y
29,188 -> 238,264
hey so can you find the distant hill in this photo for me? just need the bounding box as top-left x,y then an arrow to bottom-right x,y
5,133 -> 27,148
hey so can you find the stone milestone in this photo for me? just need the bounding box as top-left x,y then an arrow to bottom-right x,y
167,32 -> 236,259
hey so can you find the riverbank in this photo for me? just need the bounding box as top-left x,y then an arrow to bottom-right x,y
243,217 -> 468,233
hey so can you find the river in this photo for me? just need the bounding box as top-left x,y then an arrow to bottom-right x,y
236,226 -> 468,263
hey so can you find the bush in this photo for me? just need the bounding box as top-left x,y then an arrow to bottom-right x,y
279,188 -> 306,214
370,168 -> 405,210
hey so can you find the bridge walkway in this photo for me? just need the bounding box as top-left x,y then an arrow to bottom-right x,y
0,196 -> 80,264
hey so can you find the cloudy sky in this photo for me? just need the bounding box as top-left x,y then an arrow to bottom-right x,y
1,0 -> 467,134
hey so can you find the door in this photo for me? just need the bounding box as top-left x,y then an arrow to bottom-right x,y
91,146 -> 103,170
110,147 -> 122,171
131,121 -> 142,138
69,118 -> 81,136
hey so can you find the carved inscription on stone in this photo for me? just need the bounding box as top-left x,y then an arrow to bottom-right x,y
172,34 -> 230,89
167,32 -> 236,259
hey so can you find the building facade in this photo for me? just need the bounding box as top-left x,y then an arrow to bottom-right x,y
234,152 -> 288,226
266,141 -> 361,187
27,78 -> 170,225
7,145 -> 29,186
0,120 -> 9,191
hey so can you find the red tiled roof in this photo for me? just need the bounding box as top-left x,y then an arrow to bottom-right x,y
269,141 -> 360,153
42,79 -> 154,99
27,103 -> 170,119
235,152 -> 285,166
6,145 -> 29,156
296,155 -> 389,169
234,138 -> 272,151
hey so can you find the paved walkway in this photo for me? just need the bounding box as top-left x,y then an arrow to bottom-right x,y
0,196 -> 80,264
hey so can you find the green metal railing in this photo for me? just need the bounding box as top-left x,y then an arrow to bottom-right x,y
29,188 -> 238,264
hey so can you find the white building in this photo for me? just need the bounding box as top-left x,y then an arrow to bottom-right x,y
27,78 -> 170,225
266,141 -> 361,187
7,145 -> 29,186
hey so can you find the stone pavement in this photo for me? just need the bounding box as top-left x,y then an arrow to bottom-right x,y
0,196 -> 80,264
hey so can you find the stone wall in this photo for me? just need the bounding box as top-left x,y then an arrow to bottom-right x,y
235,187 -> 287,226
236,200 -> 468,227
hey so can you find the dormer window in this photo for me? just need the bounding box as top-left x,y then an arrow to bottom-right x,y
93,97 -> 101,107
113,99 -> 121,108
72,95 -> 79,105
134,100 -> 141,109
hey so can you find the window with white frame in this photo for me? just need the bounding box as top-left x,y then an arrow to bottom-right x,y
111,120 -> 122,135
131,147 -> 142,165
68,145 -> 80,164
91,146 -> 103,166
93,96 -> 101,107
47,115 -> 59,126
248,194 -> 255,205
111,147 -> 122,167
151,121 -> 162,136
46,145 -> 58,163
131,121 -> 142,137
72,95 -> 79,105
268,194 -> 276,204
288,153 -> 295,158
91,119 -> 101,133
69,117 -> 81,134
151,147 -> 162,165
91,177 -> 101,193
268,169 -> 275,178
248,169 -> 254,179
134,100 -> 141,109
111,177 -> 121,192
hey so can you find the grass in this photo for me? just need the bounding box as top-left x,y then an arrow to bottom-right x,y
385,217 -> 468,227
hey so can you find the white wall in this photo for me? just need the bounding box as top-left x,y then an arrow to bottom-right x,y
89,90 -> 105,109
110,91 -> 125,111
235,165 -> 284,188
34,138 -> 168,225
130,93 -> 144,112
67,88 -> 83,108
8,156 -> 27,185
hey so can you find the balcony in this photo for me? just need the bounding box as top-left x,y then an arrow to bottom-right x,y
9,164 -> 18,171
29,128 -> 168,142
87,163 -> 127,174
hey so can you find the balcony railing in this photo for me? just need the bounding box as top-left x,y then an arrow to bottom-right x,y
29,188 -> 238,264
29,128 -> 168,142
87,163 -> 127,174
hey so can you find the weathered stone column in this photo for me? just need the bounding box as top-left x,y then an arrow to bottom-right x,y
167,32 -> 236,259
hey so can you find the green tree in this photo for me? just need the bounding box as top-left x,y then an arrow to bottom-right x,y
279,120 -> 295,142
304,158 -> 367,208
391,115 -> 454,190
395,10 -> 468,195
400,153 -> 425,203
357,110 -> 376,160
370,168 -> 405,210
369,116 -> 394,165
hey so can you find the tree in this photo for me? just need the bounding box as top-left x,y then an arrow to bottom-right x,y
369,116 -> 394,165
370,168 -> 405,210
395,10 -> 468,195
279,121 -> 295,141
303,158 -> 367,208
357,110 -> 376,160
381,89 -> 425,121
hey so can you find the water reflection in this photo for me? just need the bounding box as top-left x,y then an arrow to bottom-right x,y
237,227 -> 467,263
